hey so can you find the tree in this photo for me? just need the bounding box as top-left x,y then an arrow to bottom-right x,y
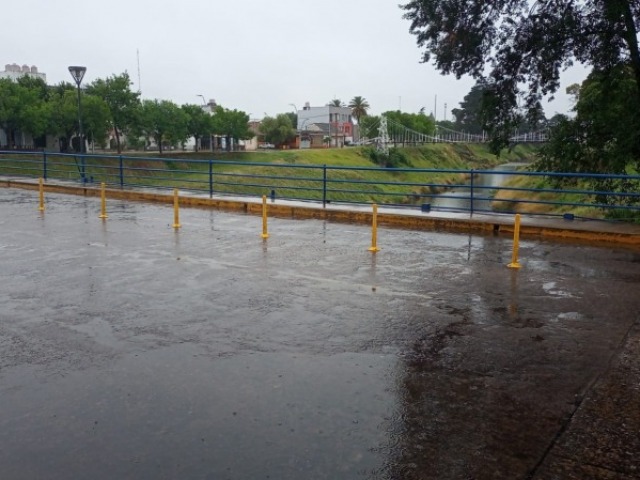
539,65 -> 639,175
401,0 -> 640,154
16,76 -> 49,102
451,81 -> 487,135
43,86 -> 109,152
284,112 -> 297,131
348,96 -> 370,124
359,115 -> 380,140
211,106 -> 252,151
182,104 -> 213,152
383,110 -> 435,136
86,73 -> 141,153
45,88 -> 81,152
259,114 -> 296,147
0,79 -> 48,148
137,100 -> 189,154
81,95 -> 111,150
328,99 -> 345,107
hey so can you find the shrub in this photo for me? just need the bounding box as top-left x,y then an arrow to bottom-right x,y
364,147 -> 412,168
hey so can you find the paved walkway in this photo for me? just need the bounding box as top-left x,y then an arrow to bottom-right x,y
1,181 -> 639,479
3,176 -> 640,248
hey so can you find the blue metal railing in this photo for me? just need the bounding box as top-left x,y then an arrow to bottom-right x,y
0,150 -> 639,222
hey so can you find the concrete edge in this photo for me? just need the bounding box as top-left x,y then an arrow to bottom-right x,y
3,179 -> 640,248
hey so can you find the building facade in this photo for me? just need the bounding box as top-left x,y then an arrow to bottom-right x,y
296,103 -> 354,148
1,63 -> 46,82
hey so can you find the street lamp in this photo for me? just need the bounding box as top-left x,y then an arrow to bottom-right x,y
197,94 -> 214,152
68,66 -> 86,154
289,104 -> 299,148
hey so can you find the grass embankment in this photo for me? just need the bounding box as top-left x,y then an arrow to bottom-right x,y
163,144 -> 538,204
492,175 -> 601,218
0,145 -> 539,205
492,167 -> 640,222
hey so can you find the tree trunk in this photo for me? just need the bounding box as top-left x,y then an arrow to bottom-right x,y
8,128 -> 16,149
619,0 -> 640,156
115,128 -> 122,154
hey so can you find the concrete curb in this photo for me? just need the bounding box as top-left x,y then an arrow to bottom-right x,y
3,178 -> 640,248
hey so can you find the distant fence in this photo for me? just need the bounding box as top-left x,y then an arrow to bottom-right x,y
0,151 -> 639,222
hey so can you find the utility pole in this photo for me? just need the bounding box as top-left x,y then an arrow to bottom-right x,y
433,95 -> 438,142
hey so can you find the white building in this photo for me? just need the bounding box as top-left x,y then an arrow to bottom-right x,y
296,102 -> 354,148
1,63 -> 46,82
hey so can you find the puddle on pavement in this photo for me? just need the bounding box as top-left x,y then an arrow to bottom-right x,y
0,345 -> 397,480
3,188 -> 640,479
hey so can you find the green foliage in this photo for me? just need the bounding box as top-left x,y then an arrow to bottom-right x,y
16,76 -> 49,101
604,207 -> 640,223
81,95 -> 111,148
0,78 -> 47,147
212,106 -> 252,151
359,115 -> 380,139
260,114 -> 296,147
136,99 -> 189,154
451,82 -> 487,135
364,147 -> 412,168
401,0 -> 640,151
349,96 -> 370,124
284,112 -> 297,131
86,72 -> 141,153
45,89 -> 78,151
181,104 -> 213,151
538,65 -> 640,175
383,110 -> 435,135
536,67 -> 640,211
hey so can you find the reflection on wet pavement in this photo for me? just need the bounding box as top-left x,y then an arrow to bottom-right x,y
1,188 -> 640,479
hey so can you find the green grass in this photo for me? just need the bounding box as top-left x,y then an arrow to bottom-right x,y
1,145 -> 540,206
493,172 -> 640,222
154,145 -> 539,204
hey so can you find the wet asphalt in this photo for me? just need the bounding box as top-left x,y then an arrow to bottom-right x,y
1,187 -> 640,480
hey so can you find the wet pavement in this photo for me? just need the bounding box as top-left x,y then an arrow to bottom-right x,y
1,187 -> 640,480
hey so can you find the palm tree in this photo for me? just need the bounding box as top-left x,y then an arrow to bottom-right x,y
328,99 -> 345,107
348,96 -> 370,124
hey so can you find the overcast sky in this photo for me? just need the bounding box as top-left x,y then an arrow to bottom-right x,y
6,0 -> 588,120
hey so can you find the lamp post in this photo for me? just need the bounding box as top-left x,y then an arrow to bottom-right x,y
289,104 -> 300,149
68,66 -> 87,183
68,66 -> 86,154
197,94 -> 214,152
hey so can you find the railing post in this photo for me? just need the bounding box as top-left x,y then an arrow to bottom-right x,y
368,204 -> 380,252
119,155 -> 124,187
261,195 -> 269,239
173,188 -> 181,229
507,214 -> 522,269
209,159 -> 213,198
99,182 -> 108,219
322,164 -> 327,207
470,168 -> 475,217
38,178 -> 45,212
43,151 -> 47,180
81,154 -> 86,184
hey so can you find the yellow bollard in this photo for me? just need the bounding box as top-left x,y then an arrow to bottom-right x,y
99,182 -> 108,219
38,178 -> 45,212
261,195 -> 269,239
507,214 -> 522,269
368,204 -> 380,252
172,188 -> 181,229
